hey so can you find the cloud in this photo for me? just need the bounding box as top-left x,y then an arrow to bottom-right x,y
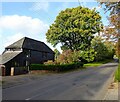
0,15 -> 49,53
4,33 -> 24,47
30,2 -> 49,12
0,33 -> 2,39
0,15 -> 49,36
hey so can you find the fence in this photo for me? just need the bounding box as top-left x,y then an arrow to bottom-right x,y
11,67 -> 28,76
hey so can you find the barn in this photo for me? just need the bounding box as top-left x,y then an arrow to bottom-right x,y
0,37 -> 55,76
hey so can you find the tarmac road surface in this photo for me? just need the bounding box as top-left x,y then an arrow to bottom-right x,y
2,62 -> 118,100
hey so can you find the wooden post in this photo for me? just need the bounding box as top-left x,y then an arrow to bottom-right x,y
1,65 -> 5,76
11,67 -> 14,76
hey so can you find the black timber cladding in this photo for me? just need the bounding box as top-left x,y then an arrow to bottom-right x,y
22,37 -> 54,54
1,37 -> 55,76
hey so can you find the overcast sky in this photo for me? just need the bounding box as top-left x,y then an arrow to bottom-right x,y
0,0 -> 110,54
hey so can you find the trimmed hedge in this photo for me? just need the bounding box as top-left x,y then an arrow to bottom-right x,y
30,63 -> 83,72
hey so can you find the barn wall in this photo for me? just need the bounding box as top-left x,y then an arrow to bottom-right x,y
30,50 -> 42,64
4,49 -> 54,76
4,52 -> 26,76
30,50 -> 54,64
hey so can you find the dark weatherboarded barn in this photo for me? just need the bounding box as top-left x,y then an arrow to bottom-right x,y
0,37 -> 55,76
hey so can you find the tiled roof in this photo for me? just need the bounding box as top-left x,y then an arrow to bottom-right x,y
1,51 -> 22,64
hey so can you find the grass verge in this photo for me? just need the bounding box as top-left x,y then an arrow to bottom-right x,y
115,63 -> 120,82
84,59 -> 113,67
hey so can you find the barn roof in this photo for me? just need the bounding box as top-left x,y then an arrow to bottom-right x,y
6,37 -> 25,49
6,37 -> 54,54
1,51 -> 22,64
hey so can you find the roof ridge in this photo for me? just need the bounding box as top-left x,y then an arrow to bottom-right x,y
24,37 -> 44,43
4,36 -> 54,53
5,37 -> 26,49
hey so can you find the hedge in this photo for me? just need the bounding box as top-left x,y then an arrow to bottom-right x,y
30,62 -> 83,72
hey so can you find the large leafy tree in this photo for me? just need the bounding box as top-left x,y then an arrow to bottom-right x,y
98,1 -> 120,58
97,2 -> 119,38
46,6 -> 103,51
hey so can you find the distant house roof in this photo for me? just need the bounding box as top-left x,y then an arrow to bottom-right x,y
6,37 -> 54,54
1,51 -> 22,64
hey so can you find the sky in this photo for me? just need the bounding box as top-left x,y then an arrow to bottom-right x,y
0,0 -> 110,54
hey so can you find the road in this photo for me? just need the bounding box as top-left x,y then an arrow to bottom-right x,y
2,62 -> 118,100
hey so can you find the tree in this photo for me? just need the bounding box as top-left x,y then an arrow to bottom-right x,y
46,6 -> 103,51
56,50 -> 81,64
54,49 -> 60,60
91,36 -> 115,61
97,1 -> 120,59
56,49 -> 96,64
80,48 -> 97,62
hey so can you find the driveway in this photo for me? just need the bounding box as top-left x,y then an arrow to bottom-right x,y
2,62 -> 118,100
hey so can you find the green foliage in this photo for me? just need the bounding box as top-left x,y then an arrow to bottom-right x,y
91,36 -> 114,61
44,60 -> 56,65
99,2 -> 120,58
84,59 -> 113,67
56,49 -> 96,64
56,50 -> 81,64
104,41 -> 115,59
30,63 -> 83,72
84,63 -> 102,67
115,64 -> 120,82
46,6 -> 103,51
54,49 -> 60,60
80,48 -> 97,62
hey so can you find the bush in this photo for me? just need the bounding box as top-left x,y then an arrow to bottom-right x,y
30,62 -> 83,72
91,36 -> 115,62
56,50 -> 85,64
44,60 -> 56,65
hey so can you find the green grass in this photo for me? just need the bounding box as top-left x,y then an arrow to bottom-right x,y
84,62 -> 103,67
84,59 -> 113,67
115,64 -> 120,82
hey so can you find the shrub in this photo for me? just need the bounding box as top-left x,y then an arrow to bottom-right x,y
91,36 -> 115,62
56,50 -> 83,64
30,62 -> 83,72
44,60 -> 56,65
